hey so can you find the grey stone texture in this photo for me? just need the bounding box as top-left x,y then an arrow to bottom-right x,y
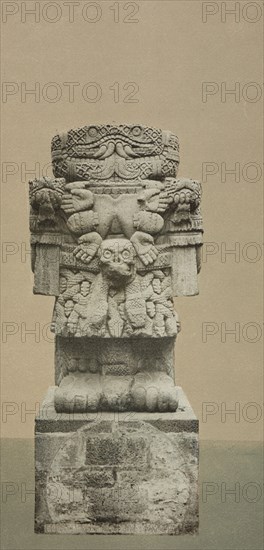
29,124 -> 203,413
30,124 -> 202,534
35,388 -> 198,535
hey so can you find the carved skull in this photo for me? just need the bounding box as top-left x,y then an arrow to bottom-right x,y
99,239 -> 136,286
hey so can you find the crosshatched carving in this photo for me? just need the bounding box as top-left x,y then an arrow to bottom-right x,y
29,124 -> 203,413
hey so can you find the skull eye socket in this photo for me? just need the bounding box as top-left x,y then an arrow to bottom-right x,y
122,250 -> 131,260
103,250 -> 112,260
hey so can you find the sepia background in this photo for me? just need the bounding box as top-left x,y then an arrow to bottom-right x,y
1,1 -> 263,548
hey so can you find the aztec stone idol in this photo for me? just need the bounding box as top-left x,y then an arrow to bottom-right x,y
29,124 -> 203,414
31,124 -> 202,535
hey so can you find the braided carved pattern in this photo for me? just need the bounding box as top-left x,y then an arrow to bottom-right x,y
51,124 -> 179,182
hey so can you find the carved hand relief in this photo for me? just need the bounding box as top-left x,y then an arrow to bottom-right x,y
29,124 -> 203,412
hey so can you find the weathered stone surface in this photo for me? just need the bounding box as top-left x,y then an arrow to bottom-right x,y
35,388 -> 198,535
29,124 -> 203,413
35,386 -> 198,434
30,124 -> 202,534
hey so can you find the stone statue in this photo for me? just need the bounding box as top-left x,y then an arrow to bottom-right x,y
31,124 -> 202,534
29,124 -> 203,414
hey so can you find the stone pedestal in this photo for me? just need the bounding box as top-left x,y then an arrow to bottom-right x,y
30,124 -> 203,535
35,387 -> 198,535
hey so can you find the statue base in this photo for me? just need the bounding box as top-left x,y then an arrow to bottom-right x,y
35,387 -> 198,535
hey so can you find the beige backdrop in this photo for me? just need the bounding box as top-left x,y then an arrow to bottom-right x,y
1,0 -> 263,441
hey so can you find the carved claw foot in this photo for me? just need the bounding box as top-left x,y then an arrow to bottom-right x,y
131,372 -> 178,412
54,372 -> 101,413
131,231 -> 158,266
73,231 -> 102,264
